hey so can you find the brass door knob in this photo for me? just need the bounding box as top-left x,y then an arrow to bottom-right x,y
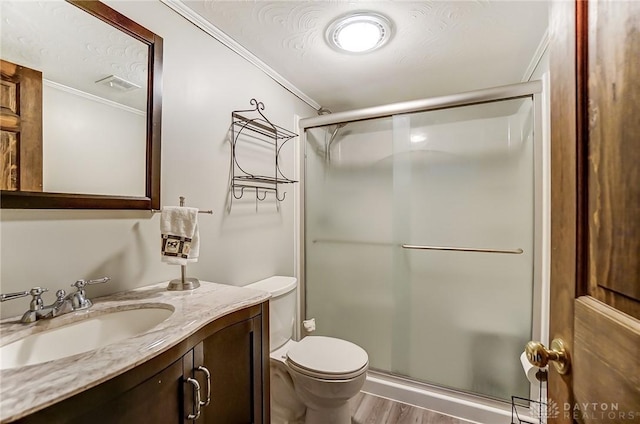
525,338 -> 571,375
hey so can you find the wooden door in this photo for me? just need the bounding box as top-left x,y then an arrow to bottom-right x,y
0,59 -> 43,191
548,1 -> 640,422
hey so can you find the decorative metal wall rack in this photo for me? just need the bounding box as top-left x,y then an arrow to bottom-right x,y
230,99 -> 297,208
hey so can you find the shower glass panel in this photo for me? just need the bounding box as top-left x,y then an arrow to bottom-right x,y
304,96 -> 534,402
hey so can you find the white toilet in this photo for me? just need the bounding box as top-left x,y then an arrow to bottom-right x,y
246,276 -> 369,424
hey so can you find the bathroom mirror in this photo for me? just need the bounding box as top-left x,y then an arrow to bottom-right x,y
0,0 -> 162,209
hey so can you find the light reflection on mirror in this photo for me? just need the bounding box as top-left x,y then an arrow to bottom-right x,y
0,0 -> 148,196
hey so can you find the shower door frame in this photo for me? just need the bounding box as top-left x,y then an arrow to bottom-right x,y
297,80 -> 546,405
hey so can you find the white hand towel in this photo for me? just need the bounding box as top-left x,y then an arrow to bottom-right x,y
160,206 -> 199,265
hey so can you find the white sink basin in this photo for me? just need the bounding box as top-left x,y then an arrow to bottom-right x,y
0,307 -> 173,370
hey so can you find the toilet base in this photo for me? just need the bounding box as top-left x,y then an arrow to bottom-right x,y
305,402 -> 351,424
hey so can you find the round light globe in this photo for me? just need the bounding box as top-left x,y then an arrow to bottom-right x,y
337,21 -> 383,52
327,13 -> 392,54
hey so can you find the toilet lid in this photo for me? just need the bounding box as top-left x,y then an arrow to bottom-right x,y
286,336 -> 368,376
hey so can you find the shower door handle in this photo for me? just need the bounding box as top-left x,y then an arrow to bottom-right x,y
401,244 -> 523,254
525,338 -> 571,375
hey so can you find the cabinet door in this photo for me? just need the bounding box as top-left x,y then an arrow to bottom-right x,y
83,360 -> 184,423
21,358 -> 186,424
200,316 -> 263,424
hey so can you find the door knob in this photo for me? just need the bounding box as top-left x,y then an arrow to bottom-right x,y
525,338 -> 571,375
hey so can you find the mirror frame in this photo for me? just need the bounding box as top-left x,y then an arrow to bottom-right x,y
0,0 -> 162,210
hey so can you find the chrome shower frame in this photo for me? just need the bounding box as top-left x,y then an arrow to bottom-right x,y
296,80 -> 546,417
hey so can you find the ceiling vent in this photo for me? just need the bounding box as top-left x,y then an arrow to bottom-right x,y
95,75 -> 141,91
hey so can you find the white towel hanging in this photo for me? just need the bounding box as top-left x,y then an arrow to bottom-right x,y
160,206 -> 199,265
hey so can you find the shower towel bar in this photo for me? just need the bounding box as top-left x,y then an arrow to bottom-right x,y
313,239 -> 523,254
402,244 -> 523,254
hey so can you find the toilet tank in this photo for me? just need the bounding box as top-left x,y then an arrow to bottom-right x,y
245,276 -> 297,351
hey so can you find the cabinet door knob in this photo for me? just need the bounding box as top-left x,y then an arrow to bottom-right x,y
186,377 -> 202,420
196,366 -> 211,407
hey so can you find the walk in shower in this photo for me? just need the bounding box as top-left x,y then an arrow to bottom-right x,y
299,81 -> 545,423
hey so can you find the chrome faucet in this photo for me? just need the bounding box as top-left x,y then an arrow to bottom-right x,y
64,277 -> 110,310
1,287 -> 70,323
0,277 -> 110,323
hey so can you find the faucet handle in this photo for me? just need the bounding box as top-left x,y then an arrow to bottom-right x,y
67,278 -> 108,311
1,287 -> 48,302
0,290 -> 30,302
71,277 -> 110,290
27,287 -> 49,311
29,287 -> 49,296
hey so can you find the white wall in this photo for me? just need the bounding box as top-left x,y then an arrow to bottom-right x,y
0,0 -> 315,319
43,82 -> 146,196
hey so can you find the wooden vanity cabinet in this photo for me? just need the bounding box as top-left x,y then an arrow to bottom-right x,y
198,314 -> 265,423
72,353 -> 188,423
14,302 -> 270,424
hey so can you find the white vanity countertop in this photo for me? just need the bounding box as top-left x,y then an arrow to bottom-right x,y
0,281 -> 270,422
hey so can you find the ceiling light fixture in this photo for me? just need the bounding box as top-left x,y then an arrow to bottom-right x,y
326,12 -> 392,54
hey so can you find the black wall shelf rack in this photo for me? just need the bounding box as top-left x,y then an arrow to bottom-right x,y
230,99 -> 298,209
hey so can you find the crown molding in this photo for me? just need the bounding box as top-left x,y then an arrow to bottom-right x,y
522,29 -> 550,82
160,0 -> 321,110
44,79 -> 146,115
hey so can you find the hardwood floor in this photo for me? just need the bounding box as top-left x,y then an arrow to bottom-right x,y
350,392 -> 472,424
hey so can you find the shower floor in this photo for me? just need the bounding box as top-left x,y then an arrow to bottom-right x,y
350,392 -> 474,424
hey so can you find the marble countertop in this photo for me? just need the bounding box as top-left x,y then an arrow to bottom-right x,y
0,281 -> 270,423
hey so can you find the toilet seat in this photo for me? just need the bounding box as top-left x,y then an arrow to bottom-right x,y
286,336 -> 368,380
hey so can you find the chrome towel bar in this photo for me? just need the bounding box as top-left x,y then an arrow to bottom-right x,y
152,209 -> 213,214
312,239 -> 523,254
401,244 -> 523,254
151,195 -> 213,214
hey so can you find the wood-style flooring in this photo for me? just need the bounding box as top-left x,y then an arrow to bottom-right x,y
350,392 -> 473,424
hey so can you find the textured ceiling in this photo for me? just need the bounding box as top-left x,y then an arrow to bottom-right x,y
182,0 -> 549,112
0,1 -> 148,111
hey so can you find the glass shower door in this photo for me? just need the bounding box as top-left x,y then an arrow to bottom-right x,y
305,117 -> 396,371
389,98 -> 534,400
304,96 -> 535,401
